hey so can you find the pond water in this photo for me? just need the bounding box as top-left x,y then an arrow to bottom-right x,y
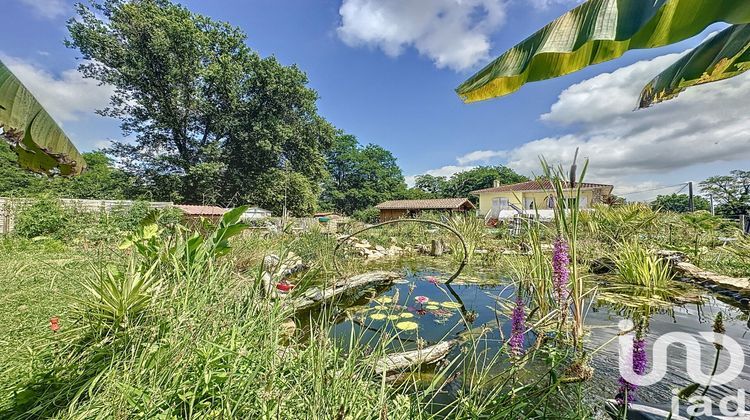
325,268 -> 750,412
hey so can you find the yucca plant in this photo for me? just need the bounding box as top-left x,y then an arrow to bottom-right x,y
77,260 -> 160,335
613,241 -> 674,289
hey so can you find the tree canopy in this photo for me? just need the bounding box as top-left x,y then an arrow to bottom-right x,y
651,193 -> 710,213
66,0 -> 334,213
319,133 -> 407,215
413,166 -> 527,200
700,170 -> 750,216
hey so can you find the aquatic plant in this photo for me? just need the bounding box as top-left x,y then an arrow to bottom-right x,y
552,236 -> 570,323
509,294 -> 526,357
617,326 -> 647,405
541,157 -> 587,347
613,241 -> 673,289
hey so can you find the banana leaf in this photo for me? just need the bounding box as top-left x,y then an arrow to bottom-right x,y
456,0 -> 750,103
0,59 -> 85,175
639,23 -> 750,108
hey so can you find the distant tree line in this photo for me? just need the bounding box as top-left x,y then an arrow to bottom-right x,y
650,170 -> 749,216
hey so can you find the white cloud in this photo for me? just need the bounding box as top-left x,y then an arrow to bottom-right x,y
527,0 -> 583,10
0,53 -> 114,125
337,0 -> 507,71
411,50 -> 750,196
18,0 -> 68,20
457,149 -> 507,165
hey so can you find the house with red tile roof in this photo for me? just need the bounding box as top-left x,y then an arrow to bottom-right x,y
471,179 -> 614,221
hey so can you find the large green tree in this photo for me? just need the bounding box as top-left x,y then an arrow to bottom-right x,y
66,0 -> 333,211
700,170 -> 750,216
319,133 -> 406,215
651,193 -> 710,213
414,166 -> 527,199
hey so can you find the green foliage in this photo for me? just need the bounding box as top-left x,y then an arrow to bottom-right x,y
14,196 -> 69,239
456,0 -> 750,104
0,144 -> 140,199
67,0 -> 334,206
699,170 -> 750,216
414,165 -> 527,200
319,133 -> 407,214
651,193 -> 710,213
351,206 -> 380,224
0,59 -> 85,175
78,261 -> 160,335
613,242 -> 673,289
446,214 -> 486,264
581,203 -> 658,243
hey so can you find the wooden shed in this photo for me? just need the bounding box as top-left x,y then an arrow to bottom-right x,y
375,198 -> 475,222
176,204 -> 228,225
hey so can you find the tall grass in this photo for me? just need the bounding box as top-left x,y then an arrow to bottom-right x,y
613,242 -> 674,289
0,211 -> 592,419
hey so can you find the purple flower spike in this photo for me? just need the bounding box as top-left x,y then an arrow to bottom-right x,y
552,237 -> 570,309
617,333 -> 647,405
509,294 -> 526,357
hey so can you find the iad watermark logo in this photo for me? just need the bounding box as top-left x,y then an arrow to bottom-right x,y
617,320 -> 748,418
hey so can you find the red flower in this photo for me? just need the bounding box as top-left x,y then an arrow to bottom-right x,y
49,317 -> 60,332
276,282 -> 294,292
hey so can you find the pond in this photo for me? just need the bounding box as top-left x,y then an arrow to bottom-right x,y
323,267 -> 750,413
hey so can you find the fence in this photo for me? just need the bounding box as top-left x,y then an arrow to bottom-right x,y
0,197 -> 174,234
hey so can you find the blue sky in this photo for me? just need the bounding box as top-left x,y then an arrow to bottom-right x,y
2,0 -> 749,200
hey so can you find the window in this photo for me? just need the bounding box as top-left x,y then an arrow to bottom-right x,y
492,197 -> 509,209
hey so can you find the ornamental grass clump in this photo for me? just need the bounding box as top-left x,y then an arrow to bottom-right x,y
614,241 -> 673,289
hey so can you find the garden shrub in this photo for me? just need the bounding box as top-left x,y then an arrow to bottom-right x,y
352,206 -> 379,224
14,197 -> 70,239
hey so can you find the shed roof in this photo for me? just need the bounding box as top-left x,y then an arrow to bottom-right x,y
471,179 -> 613,195
176,205 -> 228,216
375,198 -> 475,210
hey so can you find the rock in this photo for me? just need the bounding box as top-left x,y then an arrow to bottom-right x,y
474,249 -> 489,255
263,255 -> 280,272
740,298 -> 750,306
280,319 -> 296,336
375,245 -> 386,252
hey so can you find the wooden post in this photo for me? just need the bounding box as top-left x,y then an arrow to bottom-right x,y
688,181 -> 694,212
741,215 -> 748,235
430,239 -> 444,256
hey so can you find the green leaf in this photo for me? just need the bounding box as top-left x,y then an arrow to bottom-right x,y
220,205 -> 249,227
639,23 -> 750,108
456,0 -> 750,103
0,59 -> 86,175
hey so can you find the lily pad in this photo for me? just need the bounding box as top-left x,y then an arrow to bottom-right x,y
374,296 -> 393,304
425,305 -> 440,310
386,315 -> 399,320
441,301 -> 462,309
370,313 -> 386,320
399,312 -> 414,318
395,321 -> 419,331
373,305 -> 388,310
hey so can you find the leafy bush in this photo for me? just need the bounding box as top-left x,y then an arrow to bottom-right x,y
13,197 -> 69,239
352,206 -> 380,224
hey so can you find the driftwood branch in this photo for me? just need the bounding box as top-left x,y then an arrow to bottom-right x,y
286,271 -> 400,312
658,250 -> 750,293
374,339 -> 458,375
